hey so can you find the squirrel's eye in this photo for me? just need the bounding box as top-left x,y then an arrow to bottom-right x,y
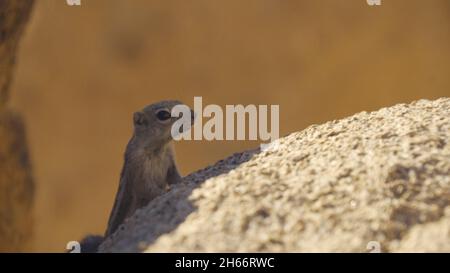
156,110 -> 171,121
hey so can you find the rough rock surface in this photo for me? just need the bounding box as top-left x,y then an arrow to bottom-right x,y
0,111 -> 34,251
100,98 -> 450,253
0,0 -> 35,252
0,0 -> 34,108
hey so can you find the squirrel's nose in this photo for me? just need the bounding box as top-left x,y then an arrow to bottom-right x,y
191,110 -> 196,123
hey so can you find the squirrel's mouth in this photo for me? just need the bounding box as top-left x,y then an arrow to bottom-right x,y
190,110 -> 196,124
169,108 -> 195,139
178,117 -> 194,134
176,109 -> 195,124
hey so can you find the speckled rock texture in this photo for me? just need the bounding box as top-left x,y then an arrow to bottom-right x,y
100,98 -> 450,253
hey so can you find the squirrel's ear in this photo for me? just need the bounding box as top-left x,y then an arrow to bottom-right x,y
133,112 -> 147,126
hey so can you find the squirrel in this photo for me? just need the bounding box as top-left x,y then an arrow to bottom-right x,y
79,100 -> 194,253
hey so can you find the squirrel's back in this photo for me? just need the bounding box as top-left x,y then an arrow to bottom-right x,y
79,235 -> 104,253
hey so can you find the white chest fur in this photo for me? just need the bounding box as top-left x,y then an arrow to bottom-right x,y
141,152 -> 171,190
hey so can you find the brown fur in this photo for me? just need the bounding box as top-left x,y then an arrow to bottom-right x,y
81,100 -> 191,252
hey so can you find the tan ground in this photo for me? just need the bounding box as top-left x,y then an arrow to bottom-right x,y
99,98 -> 450,252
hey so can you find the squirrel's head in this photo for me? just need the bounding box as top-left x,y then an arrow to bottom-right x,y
132,100 -> 194,147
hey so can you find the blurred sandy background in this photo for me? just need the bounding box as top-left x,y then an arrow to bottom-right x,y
9,0 -> 450,252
